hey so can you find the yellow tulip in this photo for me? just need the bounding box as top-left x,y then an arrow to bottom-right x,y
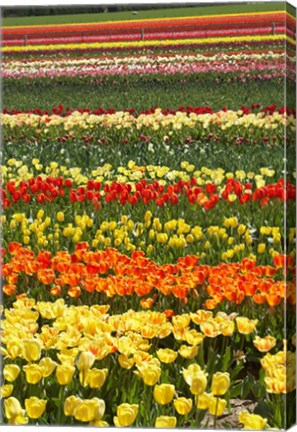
25,397 -> 47,419
56,212 -> 64,222
211,372 -> 230,396
191,310 -> 213,325
0,384 -> 13,398
190,371 -> 208,395
56,363 -> 75,385
153,384 -> 175,405
52,298 -> 65,317
114,403 -> 139,426
173,397 -> 193,415
73,398 -> 105,423
64,396 -> 81,416
90,420 -> 109,427
77,351 -> 95,371
238,411 -> 267,430
182,363 -> 201,384
253,336 -> 276,352
236,317 -> 258,334
184,329 -> 205,346
156,348 -> 178,364
207,396 -> 227,416
155,416 -> 177,428
23,364 -> 43,384
3,364 -> 20,382
264,376 -> 285,394
137,362 -> 161,386
39,357 -> 57,377
77,351 -> 96,386
179,344 -> 198,359
196,392 -> 211,409
220,321 -> 235,337
200,319 -> 221,338
257,243 -> 266,254
4,397 -> 28,425
86,368 -> 108,389
118,354 -> 135,369
22,339 -> 42,362
3,339 -> 22,359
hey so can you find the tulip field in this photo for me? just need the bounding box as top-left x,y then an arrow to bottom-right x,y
0,3 -> 296,429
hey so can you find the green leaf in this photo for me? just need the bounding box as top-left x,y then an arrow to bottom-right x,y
222,346 -> 231,372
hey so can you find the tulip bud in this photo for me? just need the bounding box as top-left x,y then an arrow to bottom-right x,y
114,403 -> 139,427
56,363 -> 75,385
22,339 -> 42,362
153,384 -> 175,405
4,397 -> 23,418
56,212 -> 65,222
236,317 -> 258,334
173,397 -> 193,415
86,368 -> 108,389
23,364 -> 43,384
155,416 -> 177,428
77,351 -> 95,371
25,397 -> 47,419
238,411 -> 267,430
4,397 -> 28,425
0,384 -> 13,398
3,364 -> 20,382
118,354 -> 135,369
156,348 -> 177,364
190,371 -> 208,395
207,396 -> 227,416
196,392 -> 211,409
179,344 -> 199,359
211,372 -> 230,396
64,396 -> 81,416
73,398 -> 105,423
39,357 -> 57,377
137,363 -> 161,386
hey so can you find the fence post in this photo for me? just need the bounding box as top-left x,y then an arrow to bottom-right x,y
141,28 -> 144,41
272,22 -> 275,35
24,35 -> 27,46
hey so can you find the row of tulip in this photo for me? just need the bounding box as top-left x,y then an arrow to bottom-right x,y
3,102 -> 294,117
2,171 -> 295,210
2,58 -> 294,83
4,11 -> 294,36
2,24 -> 293,48
2,34 -> 295,54
2,109 -> 295,144
2,206 -> 294,265
2,51 -> 291,68
4,40 -> 291,58
2,241 -> 295,309
1,295 -> 294,427
3,159 -> 284,185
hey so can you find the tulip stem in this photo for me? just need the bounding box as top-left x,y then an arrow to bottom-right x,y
57,386 -> 65,425
213,398 -> 219,429
195,403 -> 200,427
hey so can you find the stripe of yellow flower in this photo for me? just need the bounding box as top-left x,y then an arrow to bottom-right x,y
2,34 -> 294,52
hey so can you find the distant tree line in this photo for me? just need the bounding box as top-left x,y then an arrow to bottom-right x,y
2,4 -> 199,18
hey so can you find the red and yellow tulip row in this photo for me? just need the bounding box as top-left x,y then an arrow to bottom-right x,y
2,242 -> 295,308
2,175 -> 295,210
